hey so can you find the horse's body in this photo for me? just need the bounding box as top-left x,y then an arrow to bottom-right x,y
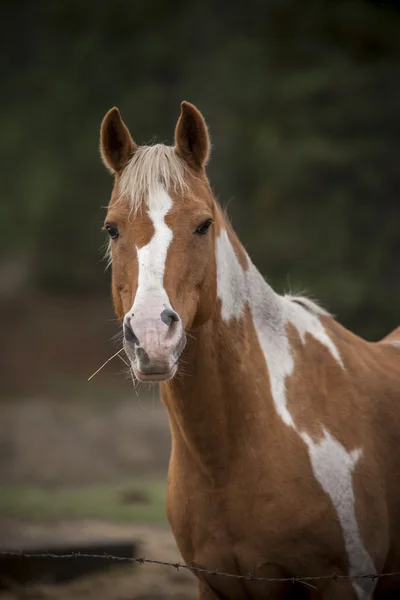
99,102 -> 400,599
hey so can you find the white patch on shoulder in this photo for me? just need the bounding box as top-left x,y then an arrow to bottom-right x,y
215,228 -> 376,596
301,430 -> 375,598
128,185 -> 173,314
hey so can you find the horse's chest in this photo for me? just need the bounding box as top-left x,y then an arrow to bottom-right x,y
170,509 -> 289,598
168,479 -> 328,570
169,498 -> 319,599
167,470 -> 378,597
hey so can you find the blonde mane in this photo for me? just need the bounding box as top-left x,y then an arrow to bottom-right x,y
284,293 -> 331,317
118,144 -> 189,212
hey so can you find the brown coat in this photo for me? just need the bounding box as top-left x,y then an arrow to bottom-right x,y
100,102 -> 400,599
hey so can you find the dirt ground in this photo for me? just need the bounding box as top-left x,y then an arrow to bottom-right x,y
0,395 -> 171,485
0,395 -> 198,599
0,519 -> 198,599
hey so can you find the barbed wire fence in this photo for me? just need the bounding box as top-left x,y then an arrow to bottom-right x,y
1,551 -> 400,586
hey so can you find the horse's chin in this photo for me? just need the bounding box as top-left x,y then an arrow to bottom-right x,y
133,363 -> 178,383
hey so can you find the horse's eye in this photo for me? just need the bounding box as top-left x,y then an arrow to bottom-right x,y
105,223 -> 119,239
195,218 -> 213,235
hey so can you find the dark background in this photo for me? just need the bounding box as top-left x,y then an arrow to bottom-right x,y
2,2 -> 399,352
2,1 -> 400,395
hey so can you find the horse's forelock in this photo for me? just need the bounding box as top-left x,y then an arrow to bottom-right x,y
117,144 -> 189,213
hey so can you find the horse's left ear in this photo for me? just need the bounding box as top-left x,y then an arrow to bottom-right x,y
174,101 -> 210,169
100,107 -> 137,174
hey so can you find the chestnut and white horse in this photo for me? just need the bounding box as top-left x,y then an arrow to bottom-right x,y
99,101 -> 400,599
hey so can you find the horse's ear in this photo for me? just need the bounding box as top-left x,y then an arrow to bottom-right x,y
174,101 -> 210,169
100,107 -> 137,173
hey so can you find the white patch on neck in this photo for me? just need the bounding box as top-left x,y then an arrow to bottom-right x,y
215,228 -> 376,597
215,229 -> 248,321
130,185 -> 173,311
283,299 -> 343,366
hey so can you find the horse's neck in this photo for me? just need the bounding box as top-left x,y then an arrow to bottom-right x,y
161,225 -> 285,479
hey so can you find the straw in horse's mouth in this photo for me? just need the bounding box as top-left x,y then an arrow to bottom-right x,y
87,348 -> 127,381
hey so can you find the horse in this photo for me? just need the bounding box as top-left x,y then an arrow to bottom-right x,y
98,101 -> 400,599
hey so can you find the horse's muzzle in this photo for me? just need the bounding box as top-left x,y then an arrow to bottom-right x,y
123,307 -> 186,382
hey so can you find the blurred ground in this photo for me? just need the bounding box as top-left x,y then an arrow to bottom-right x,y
0,395 -> 171,485
0,521 -> 197,599
0,393 -> 197,598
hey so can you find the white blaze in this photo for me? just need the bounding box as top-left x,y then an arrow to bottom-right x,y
128,185 -> 173,314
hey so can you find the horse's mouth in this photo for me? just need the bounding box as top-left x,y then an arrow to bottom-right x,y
133,363 -> 178,383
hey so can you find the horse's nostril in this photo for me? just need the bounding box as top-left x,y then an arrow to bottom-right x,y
124,321 -> 139,346
136,346 -> 150,365
160,308 -> 179,327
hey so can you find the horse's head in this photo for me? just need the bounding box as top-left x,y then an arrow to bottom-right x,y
100,102 -> 218,382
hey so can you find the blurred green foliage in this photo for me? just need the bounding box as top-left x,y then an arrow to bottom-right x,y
1,0 -> 399,338
0,481 -> 168,523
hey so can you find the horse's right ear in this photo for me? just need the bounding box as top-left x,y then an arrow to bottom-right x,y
100,107 -> 137,174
